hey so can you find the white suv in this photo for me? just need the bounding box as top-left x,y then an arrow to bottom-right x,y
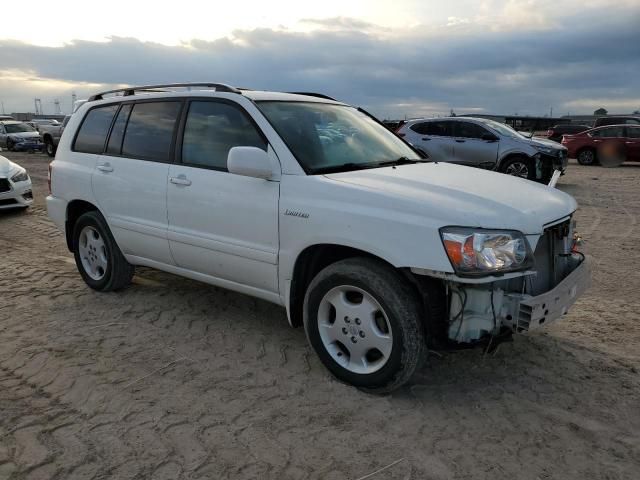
47,83 -> 590,393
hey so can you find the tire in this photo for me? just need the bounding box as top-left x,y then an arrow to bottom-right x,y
45,138 -> 56,157
72,211 -> 134,291
6,139 -> 15,152
577,148 -> 597,166
303,257 -> 425,394
500,156 -> 535,180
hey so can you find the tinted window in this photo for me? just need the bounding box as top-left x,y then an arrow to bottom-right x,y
122,102 -> 181,161
625,118 -> 640,125
411,121 -> 451,136
182,101 -> 266,170
456,121 -> 488,139
106,104 -> 132,155
74,105 -> 118,153
627,127 -> 640,138
592,126 -> 625,138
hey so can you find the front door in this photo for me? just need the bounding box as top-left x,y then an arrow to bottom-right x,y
92,100 -> 182,265
167,99 -> 280,295
451,121 -> 500,168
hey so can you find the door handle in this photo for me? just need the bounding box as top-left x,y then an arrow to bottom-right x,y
421,137 -> 431,141
170,175 -> 192,186
455,139 -> 466,143
97,163 -> 113,172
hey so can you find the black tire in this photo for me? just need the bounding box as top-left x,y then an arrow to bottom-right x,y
45,137 -> 56,157
72,211 -> 134,291
500,156 -> 535,180
577,148 -> 597,166
6,139 -> 15,152
303,257 -> 425,394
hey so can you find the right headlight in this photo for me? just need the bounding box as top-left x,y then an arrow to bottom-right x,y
440,227 -> 533,276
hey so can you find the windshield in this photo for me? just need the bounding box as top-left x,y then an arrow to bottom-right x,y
478,119 -> 526,139
257,101 -> 421,173
5,123 -> 36,133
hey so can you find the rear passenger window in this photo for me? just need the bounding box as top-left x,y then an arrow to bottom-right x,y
181,101 -> 266,170
627,127 -> 640,138
73,104 -> 118,153
122,102 -> 181,161
106,104 -> 132,155
410,121 -> 451,136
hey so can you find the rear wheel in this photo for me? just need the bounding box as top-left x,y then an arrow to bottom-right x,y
303,257 -> 425,393
501,156 -> 535,180
577,148 -> 597,165
73,211 -> 134,291
6,139 -> 15,152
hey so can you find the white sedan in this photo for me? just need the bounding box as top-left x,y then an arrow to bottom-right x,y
0,155 -> 33,209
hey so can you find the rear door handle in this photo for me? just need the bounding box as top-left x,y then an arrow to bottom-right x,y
455,139 -> 466,143
170,175 -> 192,186
421,137 -> 431,141
97,163 -> 113,172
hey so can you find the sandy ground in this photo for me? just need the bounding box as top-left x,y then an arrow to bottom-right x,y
0,151 -> 639,480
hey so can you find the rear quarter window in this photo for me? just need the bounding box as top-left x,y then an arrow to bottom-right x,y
73,104 -> 119,154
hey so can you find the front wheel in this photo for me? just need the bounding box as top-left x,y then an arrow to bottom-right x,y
577,148 -> 597,166
45,138 -> 56,157
72,211 -> 134,291
501,156 -> 535,180
303,257 -> 425,393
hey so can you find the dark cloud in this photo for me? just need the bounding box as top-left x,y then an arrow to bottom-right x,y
1,8 -> 639,117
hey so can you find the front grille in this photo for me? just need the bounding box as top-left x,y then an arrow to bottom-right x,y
0,178 -> 11,193
529,219 -> 572,295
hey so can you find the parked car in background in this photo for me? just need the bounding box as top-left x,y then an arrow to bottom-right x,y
593,116 -> 640,128
47,83 -> 589,392
396,117 -> 568,183
546,124 -> 590,143
40,115 -> 71,157
0,115 -> 14,121
27,118 -> 61,133
0,155 -> 33,209
562,125 -> 640,165
0,121 -> 43,152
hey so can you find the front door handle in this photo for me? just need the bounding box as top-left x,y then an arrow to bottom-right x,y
97,163 -> 113,172
170,175 -> 192,186
421,137 -> 431,141
455,139 -> 466,143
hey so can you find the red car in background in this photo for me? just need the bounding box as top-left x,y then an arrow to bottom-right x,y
562,125 -> 640,165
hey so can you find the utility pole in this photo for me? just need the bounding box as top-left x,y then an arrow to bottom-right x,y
34,98 -> 43,115
71,92 -> 77,113
1,101 -> 5,114
550,107 -> 553,117
54,99 -> 61,115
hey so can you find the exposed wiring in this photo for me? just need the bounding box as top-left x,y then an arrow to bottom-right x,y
450,287 -> 467,342
484,287 -> 498,355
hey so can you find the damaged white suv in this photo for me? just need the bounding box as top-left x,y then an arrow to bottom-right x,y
47,83 -> 590,393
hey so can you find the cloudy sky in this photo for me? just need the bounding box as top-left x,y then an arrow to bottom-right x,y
1,0 -> 638,118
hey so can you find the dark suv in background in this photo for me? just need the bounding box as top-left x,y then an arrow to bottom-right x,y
546,124 -> 590,143
593,116 -> 640,128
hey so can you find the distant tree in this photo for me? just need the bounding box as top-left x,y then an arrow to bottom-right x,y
634,109 -> 640,115
594,108 -> 608,115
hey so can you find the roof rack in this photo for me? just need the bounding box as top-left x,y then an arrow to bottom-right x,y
87,83 -> 241,101
287,92 -> 337,101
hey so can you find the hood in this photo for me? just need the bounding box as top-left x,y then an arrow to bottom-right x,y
527,136 -> 567,151
8,131 -> 40,140
0,155 -> 20,177
324,162 -> 577,234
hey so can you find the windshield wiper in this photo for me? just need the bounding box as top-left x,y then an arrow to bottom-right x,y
375,156 -> 424,167
312,162 -> 382,174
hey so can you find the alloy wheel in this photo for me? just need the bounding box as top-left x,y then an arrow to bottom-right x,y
78,226 -> 108,280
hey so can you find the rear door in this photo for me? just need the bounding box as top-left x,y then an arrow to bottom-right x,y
590,126 -> 626,161
91,100 -> 182,265
625,126 -> 640,161
405,121 -> 454,162
450,120 -> 499,168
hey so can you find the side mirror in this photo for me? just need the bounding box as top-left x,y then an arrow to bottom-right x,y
227,146 -> 273,179
482,133 -> 499,142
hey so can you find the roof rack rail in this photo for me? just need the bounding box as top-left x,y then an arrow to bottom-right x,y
87,83 -> 241,101
287,92 -> 337,101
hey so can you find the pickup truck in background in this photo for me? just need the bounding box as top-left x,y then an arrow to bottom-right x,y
40,115 -> 71,157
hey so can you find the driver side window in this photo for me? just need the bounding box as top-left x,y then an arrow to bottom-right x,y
181,101 -> 267,171
455,121 -> 488,139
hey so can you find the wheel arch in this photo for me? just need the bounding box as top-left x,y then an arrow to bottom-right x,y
496,151 -> 532,171
65,199 -> 100,251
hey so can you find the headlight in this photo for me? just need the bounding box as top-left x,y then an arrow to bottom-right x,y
440,227 -> 532,276
535,145 -> 558,156
11,169 -> 29,183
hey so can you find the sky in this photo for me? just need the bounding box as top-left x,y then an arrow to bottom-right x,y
1,0 -> 639,118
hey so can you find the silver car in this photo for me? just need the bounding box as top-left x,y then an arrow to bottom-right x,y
397,117 -> 568,182
0,121 -> 44,152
